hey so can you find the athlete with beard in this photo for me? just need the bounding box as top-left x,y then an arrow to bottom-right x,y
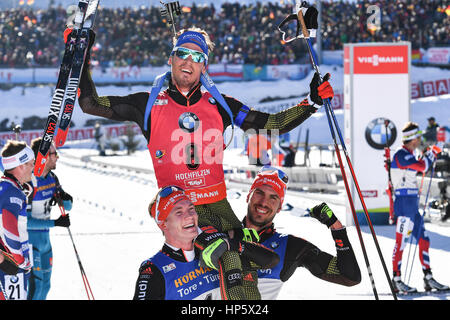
27,137 -> 72,300
243,166 -> 361,299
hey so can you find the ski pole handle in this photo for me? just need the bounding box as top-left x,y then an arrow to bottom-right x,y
296,8 -> 310,39
295,5 -> 322,76
55,192 -> 67,217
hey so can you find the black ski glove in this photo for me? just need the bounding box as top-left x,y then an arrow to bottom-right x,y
229,229 -> 280,270
49,190 -> 73,206
230,227 -> 260,243
0,251 -> 19,275
54,214 -> 71,227
309,72 -> 334,106
310,202 -> 338,228
194,226 -> 230,271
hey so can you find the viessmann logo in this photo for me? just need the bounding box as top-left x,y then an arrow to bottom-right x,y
357,55 -> 404,66
353,45 -> 408,74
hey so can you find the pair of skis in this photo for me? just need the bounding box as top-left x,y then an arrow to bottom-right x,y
34,0 -> 99,177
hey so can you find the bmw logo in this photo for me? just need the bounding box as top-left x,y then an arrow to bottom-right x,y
178,112 -> 200,133
271,241 -> 279,249
365,117 -> 397,150
208,97 -> 216,105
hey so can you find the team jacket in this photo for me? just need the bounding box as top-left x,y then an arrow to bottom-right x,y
391,146 -> 432,197
248,220 -> 361,300
0,174 -> 31,269
133,244 -> 221,300
27,172 -> 59,231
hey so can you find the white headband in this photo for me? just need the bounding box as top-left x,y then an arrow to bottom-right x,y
1,146 -> 35,170
402,128 -> 422,141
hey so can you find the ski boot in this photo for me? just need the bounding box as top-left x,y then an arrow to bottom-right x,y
392,275 -> 417,294
424,271 -> 450,292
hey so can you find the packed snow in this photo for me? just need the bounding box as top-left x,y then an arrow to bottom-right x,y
39,147 -> 450,301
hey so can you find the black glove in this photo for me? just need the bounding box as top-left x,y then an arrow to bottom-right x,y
310,202 -> 338,228
54,214 -> 71,227
49,190 -> 73,206
309,72 -> 333,106
0,251 -> 19,275
303,6 -> 319,30
61,191 -> 73,202
228,228 -> 279,269
194,226 -> 230,271
230,227 -> 260,243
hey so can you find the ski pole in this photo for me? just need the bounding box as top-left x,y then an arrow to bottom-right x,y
418,171 -> 426,195
405,162 -> 435,286
56,194 -> 95,300
0,278 -> 8,300
402,170 -> 425,281
383,120 -> 395,225
294,1 -> 397,300
324,102 -> 379,299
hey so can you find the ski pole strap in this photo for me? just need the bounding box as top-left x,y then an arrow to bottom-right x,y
143,71 -> 171,131
200,72 -> 234,130
234,105 -> 250,128
55,192 -> 67,216
143,71 -> 235,146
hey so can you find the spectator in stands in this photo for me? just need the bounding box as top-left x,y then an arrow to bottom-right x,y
423,116 -> 439,145
1,1 -> 448,68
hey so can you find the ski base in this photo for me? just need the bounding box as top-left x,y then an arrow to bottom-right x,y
397,288 -> 450,298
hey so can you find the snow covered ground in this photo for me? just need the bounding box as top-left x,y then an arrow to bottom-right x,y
41,147 -> 450,301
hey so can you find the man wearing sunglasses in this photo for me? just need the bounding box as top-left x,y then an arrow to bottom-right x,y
26,137 -> 72,300
133,186 -> 278,300
243,166 -> 361,299
77,26 -> 334,299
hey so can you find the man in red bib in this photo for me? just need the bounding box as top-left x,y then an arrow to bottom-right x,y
78,27 -> 334,299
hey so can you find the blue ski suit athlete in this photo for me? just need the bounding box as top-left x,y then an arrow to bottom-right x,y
133,244 -> 221,300
27,172 -> 72,300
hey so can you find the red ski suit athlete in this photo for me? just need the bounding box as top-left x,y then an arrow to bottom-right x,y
148,91 -> 226,205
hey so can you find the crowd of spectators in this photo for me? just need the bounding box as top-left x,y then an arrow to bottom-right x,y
0,1 -> 448,68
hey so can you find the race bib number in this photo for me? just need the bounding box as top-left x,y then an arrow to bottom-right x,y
396,216 -> 413,237
4,273 -> 27,300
